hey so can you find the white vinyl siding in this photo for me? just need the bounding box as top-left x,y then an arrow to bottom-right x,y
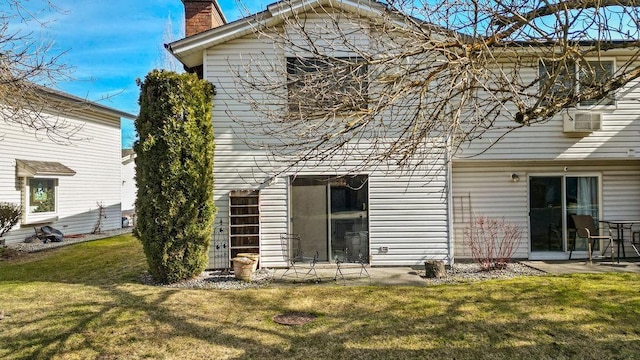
0,112 -> 122,244
452,162 -> 640,259
205,30 -> 450,268
457,61 -> 640,161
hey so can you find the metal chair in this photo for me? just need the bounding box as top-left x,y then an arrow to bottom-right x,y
279,233 -> 319,282
334,247 -> 370,285
570,215 -> 614,262
631,226 -> 640,257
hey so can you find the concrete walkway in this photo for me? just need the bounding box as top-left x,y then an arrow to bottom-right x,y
522,259 -> 640,275
272,266 -> 427,286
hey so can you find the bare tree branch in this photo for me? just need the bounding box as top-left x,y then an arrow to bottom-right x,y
226,0 -> 640,172
0,0 -> 87,143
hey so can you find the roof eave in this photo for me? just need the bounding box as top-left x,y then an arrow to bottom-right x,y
166,0 -> 401,69
166,10 -> 272,68
37,86 -> 137,120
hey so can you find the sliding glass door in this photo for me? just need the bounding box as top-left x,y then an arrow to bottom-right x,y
529,175 -> 600,253
291,176 -> 369,262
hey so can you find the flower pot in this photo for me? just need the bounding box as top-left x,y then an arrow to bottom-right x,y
237,252 -> 259,272
232,257 -> 254,281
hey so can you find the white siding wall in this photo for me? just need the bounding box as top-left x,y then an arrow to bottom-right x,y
452,162 -> 640,259
205,30 -> 450,268
121,157 -> 136,212
452,60 -> 640,260
0,112 -> 122,244
457,66 -> 640,161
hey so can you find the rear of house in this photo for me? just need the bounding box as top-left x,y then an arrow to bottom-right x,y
452,56 -> 640,261
169,0 -> 640,269
169,0 -> 453,269
0,87 -> 135,245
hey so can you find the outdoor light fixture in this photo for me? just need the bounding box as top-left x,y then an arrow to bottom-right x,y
511,173 -> 520,182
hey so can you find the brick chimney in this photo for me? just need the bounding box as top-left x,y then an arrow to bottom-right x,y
182,0 -> 225,37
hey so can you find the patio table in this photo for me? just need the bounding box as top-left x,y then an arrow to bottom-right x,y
602,220 -> 637,263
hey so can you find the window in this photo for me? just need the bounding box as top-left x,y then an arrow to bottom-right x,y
578,61 -> 615,106
25,178 -> 58,222
286,57 -> 368,114
539,60 -> 615,107
15,159 -> 74,224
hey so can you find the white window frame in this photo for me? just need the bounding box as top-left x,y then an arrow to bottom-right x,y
577,58 -> 616,109
23,177 -> 59,224
538,58 -> 617,109
286,56 -> 368,114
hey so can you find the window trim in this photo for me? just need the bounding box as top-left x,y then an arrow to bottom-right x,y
538,58 -> 617,109
23,177 -> 59,225
286,56 -> 369,114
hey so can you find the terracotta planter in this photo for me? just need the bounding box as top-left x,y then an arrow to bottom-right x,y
237,252 -> 259,272
232,257 -> 254,281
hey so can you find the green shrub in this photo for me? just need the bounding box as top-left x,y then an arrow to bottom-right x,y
0,202 -> 21,239
134,70 -> 215,283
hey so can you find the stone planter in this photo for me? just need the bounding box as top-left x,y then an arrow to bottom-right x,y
424,260 -> 445,278
232,257 -> 254,281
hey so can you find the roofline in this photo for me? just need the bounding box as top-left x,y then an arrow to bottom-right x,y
166,0 -> 413,69
36,85 -> 137,120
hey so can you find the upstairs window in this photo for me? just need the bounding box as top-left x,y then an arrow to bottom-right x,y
286,57 -> 368,114
539,60 -> 615,107
578,61 -> 615,106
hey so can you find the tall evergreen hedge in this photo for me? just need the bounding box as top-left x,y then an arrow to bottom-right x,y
134,70 -> 215,283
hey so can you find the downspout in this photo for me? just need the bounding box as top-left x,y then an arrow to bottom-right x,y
446,135 -> 455,266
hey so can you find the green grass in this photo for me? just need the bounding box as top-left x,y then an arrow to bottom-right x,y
1,234 -> 639,359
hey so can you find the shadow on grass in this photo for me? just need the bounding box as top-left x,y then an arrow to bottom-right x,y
1,235 -> 640,359
3,276 -> 640,359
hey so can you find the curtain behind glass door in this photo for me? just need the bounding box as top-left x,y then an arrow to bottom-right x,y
566,176 -> 599,251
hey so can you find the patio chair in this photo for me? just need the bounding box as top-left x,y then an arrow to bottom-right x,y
279,233 -> 319,282
334,247 -> 370,285
631,227 -> 640,258
570,215 -> 614,263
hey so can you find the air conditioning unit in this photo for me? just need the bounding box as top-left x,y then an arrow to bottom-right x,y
563,112 -> 601,134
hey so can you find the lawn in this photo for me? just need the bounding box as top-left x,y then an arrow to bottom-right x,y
1,234 -> 639,359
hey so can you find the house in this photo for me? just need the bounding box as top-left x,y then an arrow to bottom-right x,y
0,86 -> 136,245
121,149 -> 136,226
167,0 -> 640,269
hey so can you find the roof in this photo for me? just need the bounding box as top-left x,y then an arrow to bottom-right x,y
36,85 -> 137,120
167,0 -> 640,68
16,159 -> 76,177
166,0 -> 403,68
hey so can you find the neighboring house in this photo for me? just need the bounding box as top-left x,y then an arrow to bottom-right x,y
167,0 -> 640,269
0,86 -> 136,245
121,149 -> 136,226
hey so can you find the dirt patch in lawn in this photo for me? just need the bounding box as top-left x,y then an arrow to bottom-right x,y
0,247 -> 24,261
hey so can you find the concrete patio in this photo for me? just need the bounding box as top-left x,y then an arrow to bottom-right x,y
270,259 -> 640,287
522,259 -> 640,275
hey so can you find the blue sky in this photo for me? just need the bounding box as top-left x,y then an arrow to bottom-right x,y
15,1 -> 265,148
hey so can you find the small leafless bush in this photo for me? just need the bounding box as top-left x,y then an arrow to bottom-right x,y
0,202 -> 22,239
463,215 -> 522,271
